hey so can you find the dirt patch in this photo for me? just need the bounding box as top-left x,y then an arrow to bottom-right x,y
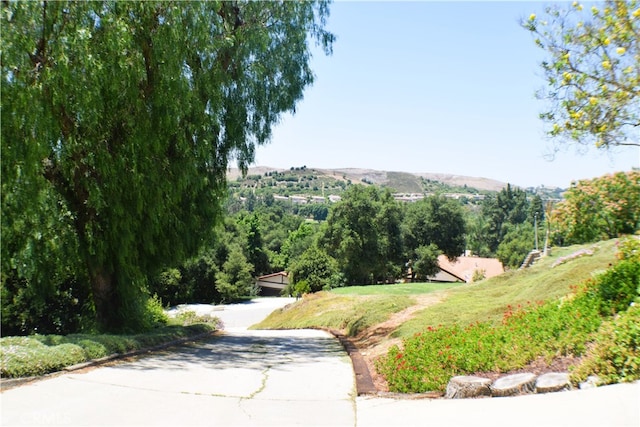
351,294 -> 445,392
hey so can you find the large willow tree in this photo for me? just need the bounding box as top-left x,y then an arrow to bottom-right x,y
2,1 -> 333,331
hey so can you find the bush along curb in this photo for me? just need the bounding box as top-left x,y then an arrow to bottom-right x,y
0,330 -> 217,391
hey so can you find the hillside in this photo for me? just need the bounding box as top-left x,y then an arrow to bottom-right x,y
227,166 -> 509,193
227,166 -> 565,202
254,239 -> 622,392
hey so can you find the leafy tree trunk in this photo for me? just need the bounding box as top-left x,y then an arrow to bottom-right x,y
88,267 -> 119,332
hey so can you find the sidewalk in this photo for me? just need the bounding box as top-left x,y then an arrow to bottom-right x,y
357,381 -> 640,427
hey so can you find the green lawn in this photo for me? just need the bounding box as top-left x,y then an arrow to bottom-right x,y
331,282 -> 462,296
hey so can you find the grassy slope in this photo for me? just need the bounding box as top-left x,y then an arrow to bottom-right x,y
255,239 -> 619,339
252,292 -> 416,336
394,239 -> 616,338
331,282 -> 462,296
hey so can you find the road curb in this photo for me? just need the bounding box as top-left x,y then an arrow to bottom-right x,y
327,329 -> 377,396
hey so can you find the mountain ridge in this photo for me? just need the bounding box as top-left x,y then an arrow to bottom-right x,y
228,166 -> 525,193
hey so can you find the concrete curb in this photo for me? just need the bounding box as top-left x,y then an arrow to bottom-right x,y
0,330 -> 217,392
327,329 -> 377,396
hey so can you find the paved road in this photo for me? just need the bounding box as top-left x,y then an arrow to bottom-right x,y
1,298 -> 356,426
2,298 -> 639,426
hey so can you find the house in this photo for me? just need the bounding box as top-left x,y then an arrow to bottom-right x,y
429,255 -> 504,283
256,271 -> 289,296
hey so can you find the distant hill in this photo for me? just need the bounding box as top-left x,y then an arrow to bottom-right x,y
228,166 -> 510,193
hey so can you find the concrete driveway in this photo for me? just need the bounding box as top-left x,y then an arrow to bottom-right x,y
2,298 -> 639,426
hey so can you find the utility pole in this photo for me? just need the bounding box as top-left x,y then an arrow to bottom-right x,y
534,212 -> 539,252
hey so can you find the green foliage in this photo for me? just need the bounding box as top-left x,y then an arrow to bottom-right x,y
275,221 -> 318,271
496,223 -> 536,269
241,213 -> 270,276
590,237 -> 640,315
472,269 -> 487,282
321,186 -> 404,284
143,295 -> 169,329
215,246 -> 256,303
524,1 -> 640,149
1,274 -> 94,336
173,311 -> 220,327
592,259 -> 640,315
550,172 -> 640,245
572,303 -> 640,385
482,184 -> 531,253
412,244 -> 442,280
465,212 -> 492,257
402,195 -> 466,273
288,246 -> 339,293
2,1 -> 333,332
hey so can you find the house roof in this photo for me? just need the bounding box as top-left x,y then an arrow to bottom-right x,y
436,255 -> 504,283
257,271 -> 288,280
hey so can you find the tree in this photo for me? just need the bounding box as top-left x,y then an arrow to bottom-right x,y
402,195 -> 466,262
412,244 -> 442,281
524,1 -> 640,149
465,212 -> 492,257
550,171 -> 640,245
215,246 -> 255,303
241,213 -> 270,277
277,221 -> 318,271
2,1 -> 333,331
288,246 -> 339,294
496,223 -> 536,269
321,186 -> 403,285
482,185 -> 530,253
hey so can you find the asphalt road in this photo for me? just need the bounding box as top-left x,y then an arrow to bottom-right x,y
2,298 -> 639,427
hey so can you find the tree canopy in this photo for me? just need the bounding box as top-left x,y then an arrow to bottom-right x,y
550,171 -> 640,245
525,0 -> 639,150
2,1 -> 334,331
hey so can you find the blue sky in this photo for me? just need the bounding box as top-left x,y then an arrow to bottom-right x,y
253,1 -> 639,188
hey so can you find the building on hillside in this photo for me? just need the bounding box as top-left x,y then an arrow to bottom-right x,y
428,255 -> 504,283
256,271 -> 289,296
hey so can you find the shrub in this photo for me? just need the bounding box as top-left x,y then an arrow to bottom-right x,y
0,324 -> 216,378
143,294 -> 169,329
591,259 -> 640,315
0,338 -> 86,378
377,290 -> 602,393
572,303 -> 640,385
174,310 -> 220,327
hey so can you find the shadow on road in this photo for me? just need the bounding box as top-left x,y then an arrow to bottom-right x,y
109,331 -> 343,372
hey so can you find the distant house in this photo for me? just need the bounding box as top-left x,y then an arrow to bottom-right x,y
256,271 -> 289,297
429,255 -> 504,283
